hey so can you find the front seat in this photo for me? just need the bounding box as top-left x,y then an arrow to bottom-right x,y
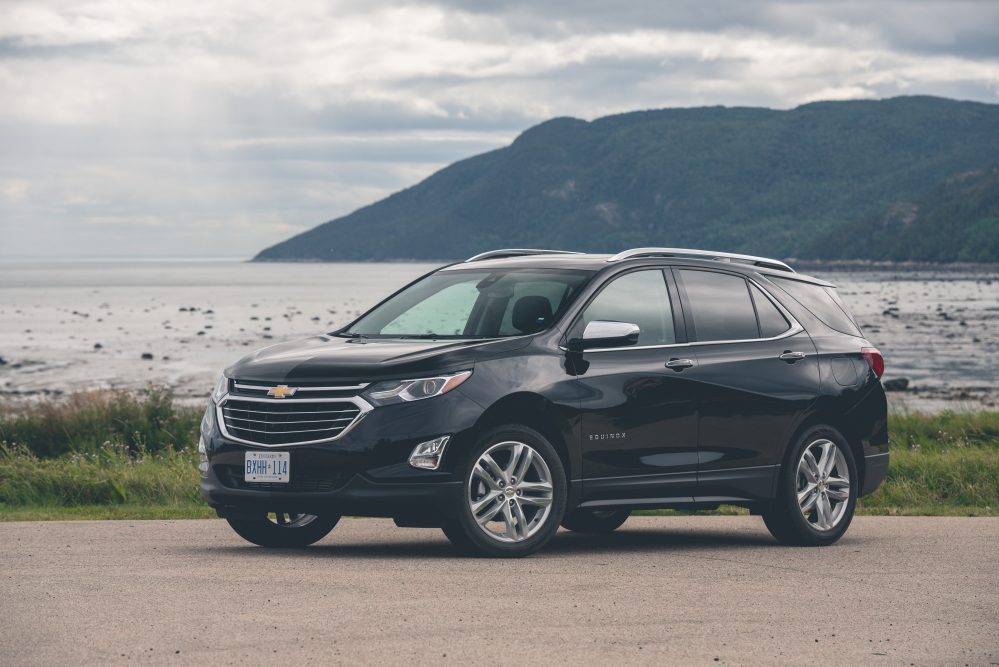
512,295 -> 554,334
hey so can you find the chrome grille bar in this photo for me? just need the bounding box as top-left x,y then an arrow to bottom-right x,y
222,406 -> 360,416
222,415 -> 356,426
233,382 -> 369,392
217,393 -> 372,447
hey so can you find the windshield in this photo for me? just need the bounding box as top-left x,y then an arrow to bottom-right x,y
341,269 -> 593,339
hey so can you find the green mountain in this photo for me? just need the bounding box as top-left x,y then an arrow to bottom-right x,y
803,167 -> 999,263
254,96 -> 999,263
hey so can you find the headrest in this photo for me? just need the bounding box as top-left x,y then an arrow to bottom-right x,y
512,295 -> 554,334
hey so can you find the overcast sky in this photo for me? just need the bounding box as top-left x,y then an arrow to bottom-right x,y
1,1 -> 998,260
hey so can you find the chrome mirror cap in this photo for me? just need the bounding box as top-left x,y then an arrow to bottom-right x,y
573,321 -> 641,350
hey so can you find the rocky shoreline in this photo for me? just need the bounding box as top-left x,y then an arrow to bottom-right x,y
1,261 -> 996,413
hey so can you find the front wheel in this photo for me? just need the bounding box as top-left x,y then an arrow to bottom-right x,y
762,426 -> 857,546
442,425 -> 567,557
226,512 -> 340,547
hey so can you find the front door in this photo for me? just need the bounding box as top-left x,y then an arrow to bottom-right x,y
571,268 -> 699,505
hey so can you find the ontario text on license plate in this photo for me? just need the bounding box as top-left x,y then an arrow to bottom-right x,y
244,451 -> 290,483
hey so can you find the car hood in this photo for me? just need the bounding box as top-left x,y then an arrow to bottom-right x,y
226,335 -> 528,383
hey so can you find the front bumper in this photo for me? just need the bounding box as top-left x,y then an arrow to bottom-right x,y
201,465 -> 463,521
199,388 -> 482,521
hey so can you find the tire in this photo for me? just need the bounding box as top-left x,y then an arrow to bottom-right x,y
561,508 -> 630,533
762,426 -> 858,547
443,424 -> 567,557
440,521 -> 478,555
226,512 -> 340,548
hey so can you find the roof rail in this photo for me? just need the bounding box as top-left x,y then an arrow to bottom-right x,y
606,247 -> 795,273
464,249 -> 582,263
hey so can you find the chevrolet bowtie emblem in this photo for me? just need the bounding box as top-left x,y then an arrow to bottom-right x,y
267,385 -> 298,398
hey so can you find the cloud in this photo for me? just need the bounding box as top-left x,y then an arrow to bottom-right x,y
0,0 -> 998,259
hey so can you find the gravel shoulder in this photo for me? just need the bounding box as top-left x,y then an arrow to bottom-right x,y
1,516 -> 996,666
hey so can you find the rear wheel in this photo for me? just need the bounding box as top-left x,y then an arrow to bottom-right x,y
226,512 -> 340,547
762,426 -> 857,546
441,425 -> 567,557
561,508 -> 630,533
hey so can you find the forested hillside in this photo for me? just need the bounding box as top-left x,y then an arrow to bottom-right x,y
255,96 -> 999,263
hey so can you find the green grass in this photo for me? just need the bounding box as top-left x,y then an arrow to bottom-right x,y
0,442 -> 203,507
861,411 -> 999,515
0,387 -> 201,458
0,391 -> 996,521
0,389 -> 207,519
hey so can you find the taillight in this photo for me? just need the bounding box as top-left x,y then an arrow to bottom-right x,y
862,347 -> 885,379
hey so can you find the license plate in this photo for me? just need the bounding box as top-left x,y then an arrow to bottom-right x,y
244,451 -> 290,483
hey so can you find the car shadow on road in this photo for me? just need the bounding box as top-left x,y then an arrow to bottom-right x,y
176,524 -> 777,560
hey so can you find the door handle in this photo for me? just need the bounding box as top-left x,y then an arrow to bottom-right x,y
666,357 -> 695,371
779,351 -> 806,362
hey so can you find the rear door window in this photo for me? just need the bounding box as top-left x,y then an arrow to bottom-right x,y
678,269 -> 759,342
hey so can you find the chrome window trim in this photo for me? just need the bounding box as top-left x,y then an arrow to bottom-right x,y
562,322 -> 805,353
232,382 -> 370,392
562,273 -> 803,352
216,394 -> 373,447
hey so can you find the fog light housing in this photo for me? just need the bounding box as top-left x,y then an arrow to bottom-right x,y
408,435 -> 451,470
198,435 -> 209,476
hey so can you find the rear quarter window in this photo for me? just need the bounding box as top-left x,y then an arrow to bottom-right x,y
769,276 -> 863,337
749,284 -> 790,338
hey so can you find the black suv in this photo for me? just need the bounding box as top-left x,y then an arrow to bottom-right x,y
200,248 -> 888,556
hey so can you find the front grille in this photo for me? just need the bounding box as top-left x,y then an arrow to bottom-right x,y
229,379 -> 366,400
214,464 -> 351,493
220,398 -> 363,445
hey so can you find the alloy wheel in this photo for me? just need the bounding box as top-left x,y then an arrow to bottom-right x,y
796,439 -> 851,531
467,440 -> 554,543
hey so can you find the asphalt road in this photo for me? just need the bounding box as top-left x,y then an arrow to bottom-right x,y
1,516 -> 996,666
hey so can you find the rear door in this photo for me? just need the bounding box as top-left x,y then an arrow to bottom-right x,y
672,267 -> 819,502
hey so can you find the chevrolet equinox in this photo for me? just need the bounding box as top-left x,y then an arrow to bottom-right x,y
199,248 -> 889,557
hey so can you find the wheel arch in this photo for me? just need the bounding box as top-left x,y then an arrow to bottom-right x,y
779,409 -> 867,494
467,391 -> 577,484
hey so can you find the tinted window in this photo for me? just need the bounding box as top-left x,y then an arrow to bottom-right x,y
750,284 -> 790,337
580,270 -> 675,345
679,270 -> 758,341
769,277 -> 863,337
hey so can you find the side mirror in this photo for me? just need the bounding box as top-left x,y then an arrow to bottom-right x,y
569,321 -> 641,351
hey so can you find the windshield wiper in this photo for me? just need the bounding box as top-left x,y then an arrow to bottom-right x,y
394,334 -> 455,339
396,334 -> 501,340
335,332 -> 371,339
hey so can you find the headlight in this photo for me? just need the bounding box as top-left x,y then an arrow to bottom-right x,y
364,370 -> 472,406
197,435 -> 209,476
201,404 -> 216,438
211,373 -> 229,404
